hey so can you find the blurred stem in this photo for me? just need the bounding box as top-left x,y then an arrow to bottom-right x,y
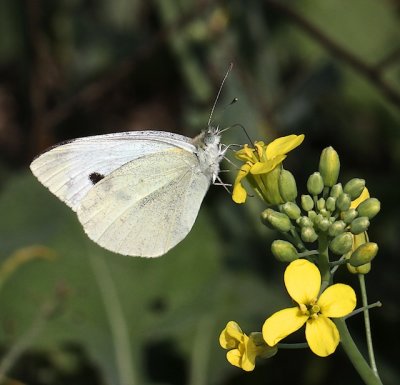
264,0 -> 400,109
358,274 -> 380,378
189,315 -> 214,385
0,289 -> 63,383
334,319 -> 383,385
89,254 -> 136,385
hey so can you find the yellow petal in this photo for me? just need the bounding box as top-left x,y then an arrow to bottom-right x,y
266,135 -> 305,159
305,316 -> 339,357
232,164 -> 251,204
262,307 -> 308,346
284,259 -> 321,305
250,154 -> 286,175
318,284 -> 356,318
219,321 -> 243,348
226,349 -> 242,368
350,187 -> 370,209
235,145 -> 256,162
241,340 -> 257,371
232,184 -> 247,204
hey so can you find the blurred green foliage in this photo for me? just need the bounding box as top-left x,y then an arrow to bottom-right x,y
0,0 -> 399,384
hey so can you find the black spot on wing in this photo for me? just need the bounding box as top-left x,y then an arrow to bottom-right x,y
89,172 -> 105,185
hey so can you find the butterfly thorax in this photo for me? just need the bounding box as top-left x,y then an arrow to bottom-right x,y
192,127 -> 225,183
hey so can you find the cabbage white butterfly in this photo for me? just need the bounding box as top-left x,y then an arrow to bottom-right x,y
30,64 -> 235,258
30,127 -> 226,258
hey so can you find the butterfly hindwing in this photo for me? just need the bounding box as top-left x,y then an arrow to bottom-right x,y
77,148 -> 211,257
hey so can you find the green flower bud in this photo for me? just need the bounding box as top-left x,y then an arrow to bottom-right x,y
317,198 -> 325,211
341,208 -> 358,224
319,208 -> 329,217
349,242 -> 378,267
319,146 -> 340,187
344,178 -> 366,200
307,172 -> 324,196
326,197 -> 336,212
330,183 -> 343,199
328,220 -> 346,237
316,217 -> 330,232
271,240 -> 299,262
357,198 -> 381,219
308,210 -> 317,221
347,262 -> 371,275
329,232 -> 353,255
301,226 -> 318,243
297,216 -> 313,228
261,209 -> 292,232
281,202 -> 301,220
336,193 -> 351,212
279,169 -> 298,202
350,217 -> 370,234
301,195 -> 314,212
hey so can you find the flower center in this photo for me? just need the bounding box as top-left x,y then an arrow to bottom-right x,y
299,300 -> 320,318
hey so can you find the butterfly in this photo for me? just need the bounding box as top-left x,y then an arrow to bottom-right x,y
30,127 -> 226,257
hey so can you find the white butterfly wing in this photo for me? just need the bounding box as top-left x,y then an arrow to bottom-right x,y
30,131 -> 195,211
76,148 -> 210,257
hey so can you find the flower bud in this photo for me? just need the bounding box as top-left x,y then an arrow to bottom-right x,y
271,240 -> 298,262
261,209 -> 292,232
316,198 -> 325,211
344,178 -> 366,200
281,202 -> 301,220
347,262 -> 371,275
315,217 -> 330,232
349,242 -> 378,267
330,183 -> 343,199
326,197 -> 336,212
329,232 -> 353,255
357,198 -> 381,219
308,210 -> 317,221
341,208 -> 358,224
319,147 -> 340,187
297,216 -> 313,228
350,217 -> 370,235
328,220 -> 346,237
336,193 -> 351,212
301,195 -> 314,212
301,226 -> 318,243
279,169 -> 298,202
307,172 -> 324,196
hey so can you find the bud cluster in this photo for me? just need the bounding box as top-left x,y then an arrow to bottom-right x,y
262,147 -> 380,272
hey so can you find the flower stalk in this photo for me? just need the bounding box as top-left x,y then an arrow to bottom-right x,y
334,318 -> 382,385
219,137 -> 383,384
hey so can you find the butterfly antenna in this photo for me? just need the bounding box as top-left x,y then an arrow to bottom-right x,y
208,63 -> 234,127
220,123 -> 254,145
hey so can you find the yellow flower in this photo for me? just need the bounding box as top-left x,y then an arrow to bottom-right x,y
219,321 -> 276,371
232,135 -> 304,204
262,259 -> 356,357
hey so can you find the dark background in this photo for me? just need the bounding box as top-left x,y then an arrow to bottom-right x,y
0,0 -> 399,384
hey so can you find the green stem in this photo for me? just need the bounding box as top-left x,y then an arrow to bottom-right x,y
345,301 -> 382,319
298,250 -> 319,260
278,342 -> 308,349
89,254 -> 136,385
358,274 -> 380,378
334,319 -> 382,385
317,234 -> 331,291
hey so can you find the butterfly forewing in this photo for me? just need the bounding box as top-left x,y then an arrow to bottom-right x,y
30,131 -> 196,211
